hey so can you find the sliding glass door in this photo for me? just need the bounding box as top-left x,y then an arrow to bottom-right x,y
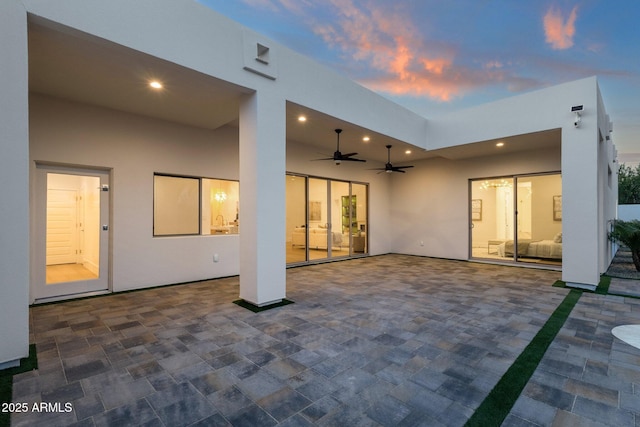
286,174 -> 368,265
351,183 -> 368,254
309,178 -> 331,261
286,174 -> 307,264
470,173 -> 562,267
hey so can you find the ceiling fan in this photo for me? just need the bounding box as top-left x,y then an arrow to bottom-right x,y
314,129 -> 366,165
371,145 -> 414,173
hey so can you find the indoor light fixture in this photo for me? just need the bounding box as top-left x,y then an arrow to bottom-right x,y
405,150 -> 412,155
214,191 -> 227,202
496,142 -> 504,147
363,136 -> 370,142
298,115 -> 307,122
149,80 -> 163,90
479,179 -> 512,190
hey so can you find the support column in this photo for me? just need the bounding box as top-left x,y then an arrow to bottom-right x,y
0,0 -> 30,367
561,111 -> 600,290
238,91 -> 286,306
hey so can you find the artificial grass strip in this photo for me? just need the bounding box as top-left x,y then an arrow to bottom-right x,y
552,276 -> 613,295
595,275 -> 612,295
465,289 -> 582,427
0,344 -> 38,427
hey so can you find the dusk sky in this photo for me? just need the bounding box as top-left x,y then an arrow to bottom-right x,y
198,0 -> 639,166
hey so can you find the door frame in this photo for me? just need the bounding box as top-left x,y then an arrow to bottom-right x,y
468,171 -> 562,268
286,172 -> 369,266
33,163 -> 112,303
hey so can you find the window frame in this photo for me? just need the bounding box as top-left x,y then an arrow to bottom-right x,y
153,173 -> 239,237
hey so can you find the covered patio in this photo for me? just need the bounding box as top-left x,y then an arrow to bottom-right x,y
7,255 -> 640,426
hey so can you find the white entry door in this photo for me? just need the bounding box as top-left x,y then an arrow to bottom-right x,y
46,188 -> 80,265
35,165 -> 110,301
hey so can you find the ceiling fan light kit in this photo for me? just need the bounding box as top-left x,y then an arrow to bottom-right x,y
370,145 -> 414,174
314,129 -> 366,165
314,130 -> 413,173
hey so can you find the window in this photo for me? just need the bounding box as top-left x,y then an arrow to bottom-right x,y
153,174 -> 239,236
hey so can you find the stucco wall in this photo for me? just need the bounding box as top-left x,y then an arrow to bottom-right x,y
29,95 -> 397,298
0,0 -> 29,366
390,147 -> 561,259
424,77 -> 611,288
30,95 -> 241,295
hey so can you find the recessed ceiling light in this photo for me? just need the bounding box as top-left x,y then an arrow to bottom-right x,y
405,150 -> 412,154
298,115 -> 307,122
149,80 -> 163,90
496,142 -> 504,147
363,136 -> 370,142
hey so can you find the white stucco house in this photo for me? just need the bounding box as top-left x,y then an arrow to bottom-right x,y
1,0 -> 617,368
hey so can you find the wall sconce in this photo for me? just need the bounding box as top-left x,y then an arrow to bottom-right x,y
571,105 -> 583,128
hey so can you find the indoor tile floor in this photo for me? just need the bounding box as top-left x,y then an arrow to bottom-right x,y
9,255 -> 640,426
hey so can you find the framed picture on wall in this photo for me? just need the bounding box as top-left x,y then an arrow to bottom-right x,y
553,195 -> 562,221
309,201 -> 321,221
471,199 -> 482,221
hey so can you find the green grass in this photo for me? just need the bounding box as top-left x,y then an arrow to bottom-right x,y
0,344 -> 38,427
595,275 -> 612,294
465,289 -> 582,427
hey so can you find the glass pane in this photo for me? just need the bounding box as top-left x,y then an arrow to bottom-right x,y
203,178 -> 239,235
352,183 -> 368,254
470,178 -> 514,260
308,178 -> 329,261
515,174 -> 562,265
331,181 -> 350,259
286,175 -> 307,263
46,173 -> 100,284
154,175 -> 199,236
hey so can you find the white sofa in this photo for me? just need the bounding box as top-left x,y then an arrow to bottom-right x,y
291,227 -> 344,249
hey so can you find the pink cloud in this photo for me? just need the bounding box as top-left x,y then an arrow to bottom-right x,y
309,1 -> 464,101
263,0 -> 542,101
543,5 -> 578,50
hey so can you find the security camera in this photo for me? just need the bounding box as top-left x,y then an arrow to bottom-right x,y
574,114 -> 581,128
572,105 -> 583,128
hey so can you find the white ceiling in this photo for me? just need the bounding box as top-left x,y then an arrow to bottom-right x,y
28,17 -> 560,166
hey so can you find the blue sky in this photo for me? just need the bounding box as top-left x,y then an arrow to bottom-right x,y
198,0 -> 639,165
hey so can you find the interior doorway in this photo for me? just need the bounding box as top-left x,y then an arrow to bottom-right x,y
35,165 -> 111,302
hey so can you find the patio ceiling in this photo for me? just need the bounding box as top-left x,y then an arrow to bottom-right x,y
28,16 -> 560,165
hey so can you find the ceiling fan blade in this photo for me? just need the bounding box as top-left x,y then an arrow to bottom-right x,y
312,129 -> 367,163
371,144 -> 414,173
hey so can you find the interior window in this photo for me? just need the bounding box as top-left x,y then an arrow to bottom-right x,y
154,175 -> 200,236
202,178 -> 239,235
153,174 -> 239,236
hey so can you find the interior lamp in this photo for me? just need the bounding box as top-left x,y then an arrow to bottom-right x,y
214,191 -> 227,202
